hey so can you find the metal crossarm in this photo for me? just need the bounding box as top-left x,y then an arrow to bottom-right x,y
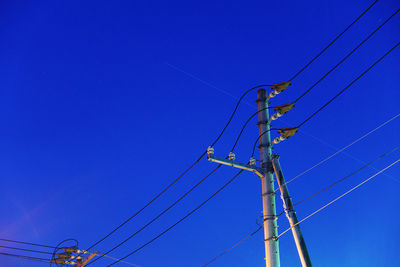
207,154 -> 264,178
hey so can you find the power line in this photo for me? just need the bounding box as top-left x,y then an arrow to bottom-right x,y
204,147 -> 400,265
203,225 -> 263,266
218,1 -> 380,153
88,165 -> 222,265
231,107 -> 283,152
83,0 -> 379,258
292,145 -> 400,208
297,40 -> 400,128
289,0 -> 378,81
0,245 -> 52,255
84,150 -> 207,252
0,238 -> 57,249
0,251 -> 51,263
84,84 -> 271,253
111,28 -> 399,267
249,16 -> 400,151
283,112 -> 400,187
231,3 -> 383,154
106,170 -> 244,267
83,1 -> 377,255
277,158 -> 400,239
275,144 -> 400,217
294,7 -> 400,103
95,252 -> 141,267
251,128 -> 278,157
210,84 -> 273,148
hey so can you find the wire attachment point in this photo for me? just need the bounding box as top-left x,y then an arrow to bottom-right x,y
268,81 -> 291,98
207,146 -> 214,157
270,103 -> 295,121
272,127 -> 298,144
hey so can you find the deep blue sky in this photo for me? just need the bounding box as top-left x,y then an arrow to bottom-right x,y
1,0 -> 399,266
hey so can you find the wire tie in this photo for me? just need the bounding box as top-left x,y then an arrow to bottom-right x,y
265,235 -> 278,241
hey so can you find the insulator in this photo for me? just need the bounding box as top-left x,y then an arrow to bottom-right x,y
228,152 -> 236,161
207,146 -> 214,156
272,136 -> 286,145
268,90 -> 278,99
270,112 -> 282,121
249,157 -> 256,166
268,81 -> 291,99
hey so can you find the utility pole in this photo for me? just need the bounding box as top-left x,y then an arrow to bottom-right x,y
272,154 -> 312,267
207,81 -> 291,267
256,89 -> 280,267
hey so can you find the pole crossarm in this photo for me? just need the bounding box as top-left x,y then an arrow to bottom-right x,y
207,154 -> 264,178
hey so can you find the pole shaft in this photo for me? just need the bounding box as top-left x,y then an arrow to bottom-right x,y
256,89 -> 280,267
272,154 -> 312,267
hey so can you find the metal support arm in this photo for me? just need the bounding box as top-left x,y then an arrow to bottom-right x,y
207,154 -> 264,178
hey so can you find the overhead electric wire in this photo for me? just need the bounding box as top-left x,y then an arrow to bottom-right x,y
204,146 -> 400,265
289,0 -> 378,81
231,3 -> 381,153
94,252 -> 141,267
84,0 -> 378,257
210,84 -> 273,148
105,170 -> 244,267
0,245 -> 52,255
0,238 -> 57,249
84,150 -> 207,252
231,107 -> 281,152
84,83 -> 273,253
88,165 -> 222,265
283,112 -> 400,187
83,1 -> 376,254
203,225 -> 262,266
248,12 -> 400,156
294,6 -> 400,103
297,40 -> 400,128
274,144 -> 400,218
221,0 -> 378,153
291,145 -> 400,208
251,128 -> 278,157
277,158 -> 400,238
0,251 -> 51,263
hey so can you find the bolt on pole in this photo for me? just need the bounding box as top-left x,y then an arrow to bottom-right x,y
256,89 -> 280,267
272,154 -> 312,267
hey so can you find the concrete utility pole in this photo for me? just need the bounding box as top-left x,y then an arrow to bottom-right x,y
256,89 -> 280,267
272,154 -> 312,267
207,83 -> 291,267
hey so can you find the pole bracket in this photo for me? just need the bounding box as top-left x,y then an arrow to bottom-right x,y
265,235 -> 279,241
207,154 -> 265,178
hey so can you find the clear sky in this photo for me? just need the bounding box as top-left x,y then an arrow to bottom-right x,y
0,0 -> 399,266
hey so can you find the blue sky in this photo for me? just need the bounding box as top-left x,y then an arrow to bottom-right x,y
0,0 -> 399,266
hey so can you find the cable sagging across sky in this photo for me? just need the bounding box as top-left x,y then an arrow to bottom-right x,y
289,0 -> 378,80
277,158 -> 400,239
297,40 -> 400,128
106,170 -> 244,266
203,145 -> 400,265
88,165 -> 222,265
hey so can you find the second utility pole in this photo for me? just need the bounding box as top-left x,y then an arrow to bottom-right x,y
256,89 -> 280,267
